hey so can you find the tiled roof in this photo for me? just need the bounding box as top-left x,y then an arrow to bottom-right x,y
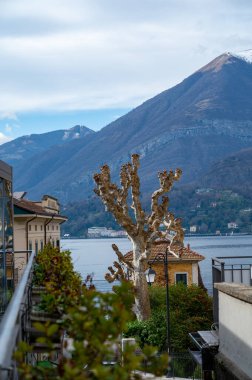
124,240 -> 204,262
13,198 -> 67,220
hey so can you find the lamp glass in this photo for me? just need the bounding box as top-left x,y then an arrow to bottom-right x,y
145,267 -> 156,284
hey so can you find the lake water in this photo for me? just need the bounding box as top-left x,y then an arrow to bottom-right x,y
61,235 -> 252,293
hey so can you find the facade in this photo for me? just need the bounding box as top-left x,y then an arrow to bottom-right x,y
0,160 -> 14,313
125,240 -> 205,287
13,193 -> 67,253
227,222 -> 238,229
214,283 -> 252,380
190,225 -> 197,233
87,226 -> 127,238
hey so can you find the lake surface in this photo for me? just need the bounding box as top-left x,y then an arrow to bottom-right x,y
61,235 -> 252,293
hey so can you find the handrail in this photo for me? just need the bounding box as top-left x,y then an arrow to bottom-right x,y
0,250 -> 35,376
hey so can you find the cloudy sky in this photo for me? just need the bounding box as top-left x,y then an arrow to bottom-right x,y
0,0 -> 251,143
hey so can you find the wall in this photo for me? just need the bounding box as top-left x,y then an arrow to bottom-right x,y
214,283 -> 252,380
152,261 -> 198,286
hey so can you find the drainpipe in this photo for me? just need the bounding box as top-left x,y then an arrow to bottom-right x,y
44,216 -> 54,245
58,218 -> 66,250
26,215 -> 37,255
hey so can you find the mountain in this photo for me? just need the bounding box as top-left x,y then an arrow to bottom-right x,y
0,125 -> 94,167
202,147 -> 252,191
3,50 -> 252,203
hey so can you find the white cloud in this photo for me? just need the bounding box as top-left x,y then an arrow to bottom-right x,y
0,112 -> 18,121
0,0 -> 252,114
0,132 -> 12,145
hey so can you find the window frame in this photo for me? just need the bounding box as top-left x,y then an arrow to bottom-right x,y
174,272 -> 188,286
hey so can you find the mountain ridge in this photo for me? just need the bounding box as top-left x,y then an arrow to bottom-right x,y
2,51 -> 252,203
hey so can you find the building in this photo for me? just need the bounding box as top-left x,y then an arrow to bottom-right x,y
190,225 -> 197,233
214,283 -> 252,380
227,222 -> 238,229
87,226 -> 127,238
0,160 -> 14,313
13,193 -> 67,253
124,240 -> 205,287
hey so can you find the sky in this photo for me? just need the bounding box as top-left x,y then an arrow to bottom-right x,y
0,0 -> 252,144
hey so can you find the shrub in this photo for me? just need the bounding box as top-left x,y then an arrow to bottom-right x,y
125,284 -> 213,352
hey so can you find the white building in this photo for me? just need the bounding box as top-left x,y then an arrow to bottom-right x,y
190,225 -> 197,233
227,222 -> 238,229
87,227 -> 127,238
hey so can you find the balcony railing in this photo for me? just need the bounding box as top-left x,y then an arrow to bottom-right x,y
212,255 -> 252,323
0,250 -> 35,379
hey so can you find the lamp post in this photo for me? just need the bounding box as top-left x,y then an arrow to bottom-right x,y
145,247 -> 171,355
164,246 -> 171,356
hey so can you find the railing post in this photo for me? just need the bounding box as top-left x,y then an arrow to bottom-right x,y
0,251 -> 35,379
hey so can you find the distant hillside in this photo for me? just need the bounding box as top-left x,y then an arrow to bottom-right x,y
2,51 -> 252,205
202,147 -> 252,191
0,125 -> 94,167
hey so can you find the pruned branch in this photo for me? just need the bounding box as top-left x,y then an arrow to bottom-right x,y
105,261 -> 128,283
94,164 -> 136,236
148,168 -> 182,230
163,213 -> 184,257
112,244 -> 134,270
130,154 -> 146,232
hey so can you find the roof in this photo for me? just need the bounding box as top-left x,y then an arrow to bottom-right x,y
13,191 -> 27,199
124,240 -> 204,263
13,198 -> 67,220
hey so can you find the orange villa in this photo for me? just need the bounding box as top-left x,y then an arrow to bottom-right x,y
124,240 -> 205,287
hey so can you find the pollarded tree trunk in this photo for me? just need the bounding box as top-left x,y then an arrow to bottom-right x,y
133,259 -> 151,321
131,239 -> 151,321
93,154 -> 184,321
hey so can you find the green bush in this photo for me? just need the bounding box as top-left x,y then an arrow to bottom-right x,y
15,246 -> 169,379
125,283 -> 213,352
33,244 -> 82,315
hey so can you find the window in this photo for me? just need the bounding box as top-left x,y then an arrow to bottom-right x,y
175,273 -> 188,286
41,225 -> 43,231
40,240 -> 43,250
29,240 -> 32,251
52,225 -> 54,231
35,225 -> 37,231
29,225 -> 31,232
35,240 -> 38,254
47,225 -> 49,231
56,225 -> 59,230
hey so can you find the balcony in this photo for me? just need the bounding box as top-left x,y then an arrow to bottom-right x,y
212,255 -> 252,323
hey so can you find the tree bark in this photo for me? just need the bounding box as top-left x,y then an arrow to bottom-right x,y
133,261 -> 151,321
132,240 -> 151,320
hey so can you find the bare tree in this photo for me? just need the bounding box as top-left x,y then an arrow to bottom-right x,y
93,154 -> 184,321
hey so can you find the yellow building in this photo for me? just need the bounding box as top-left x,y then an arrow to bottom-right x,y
13,193 -> 67,253
13,193 -> 67,281
125,240 -> 205,287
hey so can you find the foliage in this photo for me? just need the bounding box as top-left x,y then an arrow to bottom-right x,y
125,284 -> 213,352
33,244 -> 82,315
61,197 -> 120,237
15,245 -> 168,379
62,186 -> 252,236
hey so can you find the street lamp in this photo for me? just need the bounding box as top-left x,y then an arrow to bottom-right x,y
148,246 -> 171,355
145,266 -> 156,286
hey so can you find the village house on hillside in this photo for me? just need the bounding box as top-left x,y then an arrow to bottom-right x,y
124,240 -> 205,287
13,192 -> 67,253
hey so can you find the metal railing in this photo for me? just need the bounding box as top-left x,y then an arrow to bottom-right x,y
212,255 -> 252,323
0,250 -> 35,379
